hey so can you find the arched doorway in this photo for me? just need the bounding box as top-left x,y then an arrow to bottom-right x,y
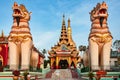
71,61 -> 75,68
0,55 -> 3,72
58,60 -> 68,69
0,60 -> 2,67
0,55 -> 3,67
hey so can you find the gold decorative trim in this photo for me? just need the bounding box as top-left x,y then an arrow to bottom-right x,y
91,27 -> 108,29
10,31 -> 31,34
90,31 -> 110,34
12,26 -> 30,30
0,47 -> 2,52
90,34 -> 112,44
92,22 -> 107,24
90,31 -> 108,34
8,35 -> 32,44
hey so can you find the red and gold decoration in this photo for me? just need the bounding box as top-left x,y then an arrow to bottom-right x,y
48,15 -> 80,69
12,70 -> 20,80
0,31 -> 8,67
96,70 -> 107,79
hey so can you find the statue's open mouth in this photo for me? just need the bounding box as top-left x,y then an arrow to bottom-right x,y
99,9 -> 106,14
13,9 -> 22,17
14,9 -> 20,15
13,9 -> 21,26
99,9 -> 107,27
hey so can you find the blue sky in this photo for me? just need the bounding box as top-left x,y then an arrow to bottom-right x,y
0,0 -> 120,51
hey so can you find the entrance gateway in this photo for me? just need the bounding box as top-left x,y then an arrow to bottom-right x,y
0,60 -> 2,66
48,15 -> 80,69
49,50 -> 78,69
59,60 -> 68,69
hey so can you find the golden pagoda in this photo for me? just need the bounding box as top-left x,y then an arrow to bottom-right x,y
48,15 -> 79,69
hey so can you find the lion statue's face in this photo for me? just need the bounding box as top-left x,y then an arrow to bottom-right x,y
12,2 -> 25,18
90,2 -> 108,27
12,2 -> 31,26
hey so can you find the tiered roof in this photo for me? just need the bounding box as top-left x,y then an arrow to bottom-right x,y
0,31 -> 8,44
48,15 -> 79,57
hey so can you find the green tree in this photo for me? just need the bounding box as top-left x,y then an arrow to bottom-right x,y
79,45 -> 87,57
88,71 -> 94,80
42,49 -> 47,55
113,40 -> 120,51
44,60 -> 50,68
79,45 -> 87,66
79,45 -> 86,51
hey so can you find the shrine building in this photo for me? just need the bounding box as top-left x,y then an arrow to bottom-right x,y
0,31 -> 8,67
48,15 -> 80,69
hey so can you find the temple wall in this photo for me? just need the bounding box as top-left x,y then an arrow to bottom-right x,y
30,50 -> 38,68
0,44 -> 8,66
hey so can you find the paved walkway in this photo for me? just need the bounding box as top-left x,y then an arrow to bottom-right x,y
44,69 -> 85,80
51,69 -> 72,79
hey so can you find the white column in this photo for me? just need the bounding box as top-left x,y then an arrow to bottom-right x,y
103,40 -> 112,70
21,39 -> 32,70
9,42 -> 19,70
89,39 -> 99,70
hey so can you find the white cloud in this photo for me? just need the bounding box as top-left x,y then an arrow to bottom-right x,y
33,30 -> 59,50
2,0 -> 120,51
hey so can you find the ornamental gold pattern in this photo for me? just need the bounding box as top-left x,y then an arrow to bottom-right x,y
48,15 -> 80,69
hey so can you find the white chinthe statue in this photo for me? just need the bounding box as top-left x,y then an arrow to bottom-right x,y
8,2 -> 33,70
88,2 -> 112,70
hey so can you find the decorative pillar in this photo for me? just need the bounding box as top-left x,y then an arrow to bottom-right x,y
50,58 -> 53,69
74,58 -> 77,68
56,57 -> 59,69
58,58 -> 60,69
68,57 -> 71,68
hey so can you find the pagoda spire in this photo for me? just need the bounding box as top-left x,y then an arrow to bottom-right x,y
67,18 -> 72,35
1,30 -> 4,37
62,14 -> 65,27
68,18 -> 70,26
59,15 -> 68,43
67,18 -> 76,47
48,15 -> 79,69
